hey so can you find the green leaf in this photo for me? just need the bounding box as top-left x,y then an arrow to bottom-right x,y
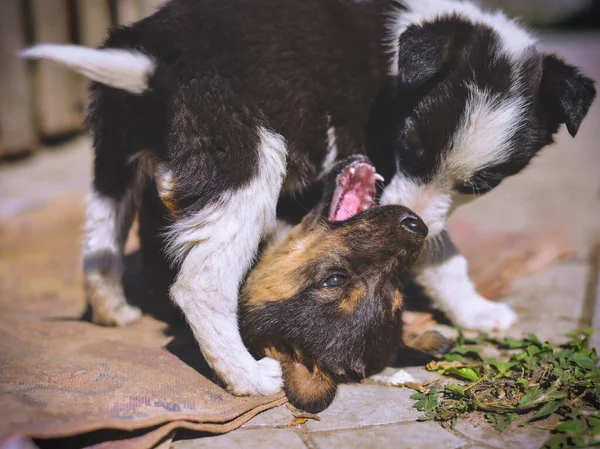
516,378 -> 529,389
589,416 -> 600,436
519,386 -> 541,407
486,359 -> 517,375
458,367 -> 481,381
442,366 -> 480,381
500,338 -> 529,349
526,345 -> 540,357
566,329 -> 583,340
542,434 -> 569,449
463,335 -> 485,345
543,391 -> 567,402
451,346 -> 482,357
412,389 -> 439,416
485,413 -> 499,429
425,389 -> 439,413
527,333 -> 542,346
445,384 -> 466,397
556,419 -> 584,434
412,396 -> 427,411
569,353 -> 597,371
443,353 -> 465,362
566,328 -> 594,341
530,401 -> 564,421
486,412 -> 518,430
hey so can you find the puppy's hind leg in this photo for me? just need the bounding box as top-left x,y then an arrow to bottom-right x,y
83,146 -> 152,326
83,183 -> 143,326
167,127 -> 287,396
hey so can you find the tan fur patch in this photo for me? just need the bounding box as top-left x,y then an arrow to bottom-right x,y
159,194 -> 178,215
281,358 -> 336,413
243,223 -> 346,304
156,164 -> 179,215
392,290 -> 404,313
404,330 -> 451,356
264,346 -> 282,360
339,283 -> 366,313
263,347 -> 337,412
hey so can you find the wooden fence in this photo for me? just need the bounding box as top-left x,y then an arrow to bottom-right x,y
0,0 -> 165,159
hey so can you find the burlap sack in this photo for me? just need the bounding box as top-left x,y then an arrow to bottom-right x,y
0,194 -> 285,449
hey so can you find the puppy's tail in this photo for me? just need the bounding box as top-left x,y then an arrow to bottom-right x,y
20,44 -> 156,94
281,359 -> 337,414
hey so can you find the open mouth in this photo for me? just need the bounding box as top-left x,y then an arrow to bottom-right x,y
329,158 -> 383,222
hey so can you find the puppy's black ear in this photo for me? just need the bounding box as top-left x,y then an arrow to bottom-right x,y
396,25 -> 448,89
540,54 -> 596,137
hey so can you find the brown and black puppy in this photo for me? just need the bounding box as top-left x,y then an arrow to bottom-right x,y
240,156 -> 451,413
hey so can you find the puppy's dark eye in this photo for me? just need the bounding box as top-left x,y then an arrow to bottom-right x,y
322,274 -> 348,288
407,128 -> 423,153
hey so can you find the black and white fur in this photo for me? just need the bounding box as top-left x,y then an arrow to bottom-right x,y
21,0 -> 595,395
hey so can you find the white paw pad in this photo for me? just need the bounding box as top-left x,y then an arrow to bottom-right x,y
454,298 -> 518,332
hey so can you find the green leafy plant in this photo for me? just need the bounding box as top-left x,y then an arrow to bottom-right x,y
410,329 -> 600,448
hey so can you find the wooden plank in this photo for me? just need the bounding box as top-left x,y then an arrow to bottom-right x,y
31,0 -> 82,139
117,0 -> 166,25
0,0 -> 37,156
76,0 -> 111,47
75,0 -> 112,109
139,0 -> 165,18
117,0 -> 142,25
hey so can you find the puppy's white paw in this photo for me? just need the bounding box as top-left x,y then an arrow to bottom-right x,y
227,357 -> 283,396
256,357 -> 284,391
92,303 -> 142,326
112,304 -> 143,326
86,272 -> 142,327
452,297 -> 518,332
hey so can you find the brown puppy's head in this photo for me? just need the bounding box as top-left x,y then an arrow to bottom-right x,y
240,156 -> 428,412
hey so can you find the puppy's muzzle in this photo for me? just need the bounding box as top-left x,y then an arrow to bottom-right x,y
399,211 -> 428,237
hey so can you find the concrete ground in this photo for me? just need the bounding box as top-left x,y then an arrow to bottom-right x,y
1,33 -> 599,449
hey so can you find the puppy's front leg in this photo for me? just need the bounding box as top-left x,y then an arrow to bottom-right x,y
166,128 -> 286,396
414,230 -> 517,332
171,242 -> 282,395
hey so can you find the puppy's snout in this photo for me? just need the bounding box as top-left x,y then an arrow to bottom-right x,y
399,211 -> 428,237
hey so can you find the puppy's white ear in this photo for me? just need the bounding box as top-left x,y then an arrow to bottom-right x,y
540,54 -> 596,137
396,26 -> 448,89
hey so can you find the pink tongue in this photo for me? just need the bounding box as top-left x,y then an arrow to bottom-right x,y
335,192 -> 362,221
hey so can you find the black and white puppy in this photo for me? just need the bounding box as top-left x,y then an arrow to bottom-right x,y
21,0 -> 595,396
365,0 -> 596,332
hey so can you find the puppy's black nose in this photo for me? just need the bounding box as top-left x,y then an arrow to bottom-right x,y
400,212 -> 428,237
